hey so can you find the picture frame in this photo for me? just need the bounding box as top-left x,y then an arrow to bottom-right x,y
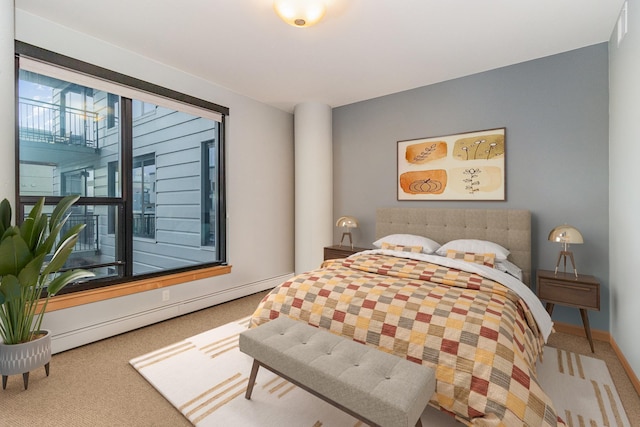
397,127 -> 505,201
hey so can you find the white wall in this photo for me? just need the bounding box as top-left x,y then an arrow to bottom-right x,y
10,10 -> 295,352
0,0 -> 15,204
609,0 -> 640,378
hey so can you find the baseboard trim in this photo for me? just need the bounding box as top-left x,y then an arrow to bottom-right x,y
552,321 -> 610,342
609,335 -> 640,396
553,321 -> 640,395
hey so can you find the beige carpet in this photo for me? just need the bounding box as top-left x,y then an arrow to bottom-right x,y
0,291 -> 638,426
131,316 -> 630,426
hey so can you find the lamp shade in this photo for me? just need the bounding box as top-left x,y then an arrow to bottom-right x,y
336,216 -> 358,228
273,0 -> 326,27
548,224 -> 583,277
336,216 -> 357,249
548,224 -> 583,245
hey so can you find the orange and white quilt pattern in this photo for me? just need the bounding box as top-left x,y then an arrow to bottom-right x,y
250,253 -> 564,426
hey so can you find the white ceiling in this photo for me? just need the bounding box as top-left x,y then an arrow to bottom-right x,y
15,0 -> 625,112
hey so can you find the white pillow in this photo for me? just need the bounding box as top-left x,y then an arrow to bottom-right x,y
373,234 -> 441,254
495,259 -> 523,280
435,239 -> 510,260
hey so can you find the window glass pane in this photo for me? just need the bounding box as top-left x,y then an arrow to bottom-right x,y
107,94 -> 119,129
61,168 -> 94,196
132,100 -> 156,119
108,161 -> 119,234
202,140 -> 216,246
133,154 -> 156,238
22,203 -> 124,285
131,103 -> 219,275
18,69 -> 121,198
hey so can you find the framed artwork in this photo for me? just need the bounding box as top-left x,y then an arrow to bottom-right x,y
397,127 -> 505,201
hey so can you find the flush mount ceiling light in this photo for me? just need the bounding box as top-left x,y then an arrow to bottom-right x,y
273,0 -> 326,27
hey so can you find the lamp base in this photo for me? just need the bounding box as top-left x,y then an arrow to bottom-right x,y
339,232 -> 353,250
554,250 -> 578,278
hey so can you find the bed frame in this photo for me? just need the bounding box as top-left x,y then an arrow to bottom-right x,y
376,208 -> 531,285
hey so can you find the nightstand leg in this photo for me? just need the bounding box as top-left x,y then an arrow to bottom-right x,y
545,303 -> 554,315
580,308 -> 595,353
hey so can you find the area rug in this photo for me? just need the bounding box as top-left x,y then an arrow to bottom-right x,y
535,347 -> 631,427
130,317 -> 630,426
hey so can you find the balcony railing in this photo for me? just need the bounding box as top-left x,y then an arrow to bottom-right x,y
18,98 -> 99,148
63,214 -> 100,253
133,212 -> 155,238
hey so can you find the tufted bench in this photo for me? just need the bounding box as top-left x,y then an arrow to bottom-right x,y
239,316 -> 435,427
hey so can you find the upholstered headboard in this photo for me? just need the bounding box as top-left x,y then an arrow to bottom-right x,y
376,208 -> 532,285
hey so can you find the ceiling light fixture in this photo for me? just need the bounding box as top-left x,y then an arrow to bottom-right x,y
273,0 -> 326,28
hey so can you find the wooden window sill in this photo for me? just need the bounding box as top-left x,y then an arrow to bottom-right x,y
38,265 -> 232,312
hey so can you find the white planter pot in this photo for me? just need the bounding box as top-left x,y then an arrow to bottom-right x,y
0,330 -> 51,390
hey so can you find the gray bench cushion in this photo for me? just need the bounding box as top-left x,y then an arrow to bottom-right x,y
239,316 -> 435,427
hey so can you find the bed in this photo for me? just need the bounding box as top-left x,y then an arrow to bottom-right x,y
250,207 -> 562,426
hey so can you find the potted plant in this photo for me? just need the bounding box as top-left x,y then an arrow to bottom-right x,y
0,195 -> 94,390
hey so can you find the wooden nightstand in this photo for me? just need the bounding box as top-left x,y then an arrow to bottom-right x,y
323,245 -> 369,261
536,269 -> 600,352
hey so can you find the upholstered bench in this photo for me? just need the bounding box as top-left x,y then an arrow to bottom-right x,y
239,316 -> 435,427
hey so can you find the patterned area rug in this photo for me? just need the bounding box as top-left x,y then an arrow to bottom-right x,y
130,317 -> 630,426
536,347 -> 630,427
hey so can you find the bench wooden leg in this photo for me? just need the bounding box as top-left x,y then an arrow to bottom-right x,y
245,359 -> 260,399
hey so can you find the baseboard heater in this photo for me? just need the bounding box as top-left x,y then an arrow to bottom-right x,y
49,274 -> 291,354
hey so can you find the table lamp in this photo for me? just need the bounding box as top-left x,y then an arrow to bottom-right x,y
548,224 -> 583,277
336,216 -> 358,249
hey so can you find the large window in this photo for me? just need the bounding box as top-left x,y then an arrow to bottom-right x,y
15,42 -> 228,293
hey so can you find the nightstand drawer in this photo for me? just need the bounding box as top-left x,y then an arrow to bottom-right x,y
538,278 -> 599,310
323,245 -> 368,260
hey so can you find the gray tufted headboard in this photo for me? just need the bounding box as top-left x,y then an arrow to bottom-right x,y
376,208 -> 531,285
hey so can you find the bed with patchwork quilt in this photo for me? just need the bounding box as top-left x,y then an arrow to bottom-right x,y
250,250 -> 562,426
250,207 -> 564,426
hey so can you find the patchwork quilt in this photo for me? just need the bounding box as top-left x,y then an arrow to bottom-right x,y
250,253 -> 564,426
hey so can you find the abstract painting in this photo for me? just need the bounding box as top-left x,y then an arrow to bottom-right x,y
397,128 -> 505,200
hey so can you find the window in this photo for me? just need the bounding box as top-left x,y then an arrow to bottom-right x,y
132,100 -> 155,119
202,140 -> 216,246
107,161 -> 119,234
16,42 -> 228,293
62,168 -> 93,196
107,94 -> 119,129
132,154 -> 156,239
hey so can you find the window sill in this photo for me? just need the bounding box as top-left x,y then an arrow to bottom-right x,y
39,264 -> 232,313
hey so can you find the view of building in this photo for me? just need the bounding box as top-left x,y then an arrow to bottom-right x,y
18,66 -> 222,288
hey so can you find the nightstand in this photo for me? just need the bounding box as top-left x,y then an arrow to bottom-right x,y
323,245 -> 369,261
536,269 -> 600,352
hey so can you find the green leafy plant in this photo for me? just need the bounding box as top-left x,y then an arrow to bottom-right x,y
0,195 -> 94,345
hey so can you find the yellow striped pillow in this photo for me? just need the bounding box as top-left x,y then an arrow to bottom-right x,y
446,249 -> 496,268
381,242 -> 423,253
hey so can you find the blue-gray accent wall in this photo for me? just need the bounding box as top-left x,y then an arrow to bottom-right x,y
332,43 -> 609,331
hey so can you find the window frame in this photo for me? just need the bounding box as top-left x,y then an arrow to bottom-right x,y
14,41 -> 229,295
